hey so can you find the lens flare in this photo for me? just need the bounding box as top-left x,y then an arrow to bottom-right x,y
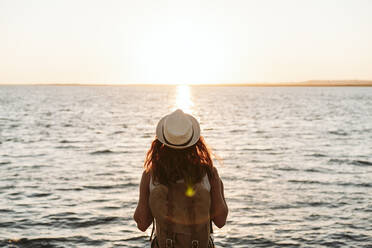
185,185 -> 195,197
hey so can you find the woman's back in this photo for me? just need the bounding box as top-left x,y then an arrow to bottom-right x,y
149,180 -> 211,247
133,109 -> 228,248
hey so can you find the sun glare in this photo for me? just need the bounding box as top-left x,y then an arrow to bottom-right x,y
135,17 -> 225,84
175,84 -> 193,114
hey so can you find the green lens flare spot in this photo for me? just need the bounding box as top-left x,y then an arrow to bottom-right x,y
185,186 -> 195,197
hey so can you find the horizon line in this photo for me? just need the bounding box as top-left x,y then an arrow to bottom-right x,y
0,80 -> 372,87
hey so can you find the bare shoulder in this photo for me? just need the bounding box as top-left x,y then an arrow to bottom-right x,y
211,166 -> 221,180
140,169 -> 152,185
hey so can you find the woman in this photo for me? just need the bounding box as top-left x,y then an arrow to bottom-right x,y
134,109 -> 228,248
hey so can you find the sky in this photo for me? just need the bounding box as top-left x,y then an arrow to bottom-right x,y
1,0 -> 372,84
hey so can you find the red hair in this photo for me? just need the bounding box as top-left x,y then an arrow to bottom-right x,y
144,136 -> 214,186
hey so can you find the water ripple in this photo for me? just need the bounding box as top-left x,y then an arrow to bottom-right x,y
1,86 -> 371,247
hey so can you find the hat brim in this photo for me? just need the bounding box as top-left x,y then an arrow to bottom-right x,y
156,113 -> 200,149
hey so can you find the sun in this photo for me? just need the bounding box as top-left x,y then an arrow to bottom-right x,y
134,18 -> 225,84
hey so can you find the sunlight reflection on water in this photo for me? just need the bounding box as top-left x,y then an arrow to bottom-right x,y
174,84 -> 193,114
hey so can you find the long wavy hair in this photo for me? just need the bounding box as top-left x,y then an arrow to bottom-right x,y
144,136 -> 214,186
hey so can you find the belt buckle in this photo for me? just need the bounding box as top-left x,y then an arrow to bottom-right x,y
192,240 -> 199,248
166,238 -> 173,248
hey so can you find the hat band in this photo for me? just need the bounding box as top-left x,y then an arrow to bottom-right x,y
162,126 -> 195,147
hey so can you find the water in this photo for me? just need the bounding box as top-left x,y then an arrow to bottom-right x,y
0,85 -> 371,247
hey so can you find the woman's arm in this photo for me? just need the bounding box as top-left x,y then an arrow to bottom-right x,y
133,170 -> 153,231
210,167 -> 228,228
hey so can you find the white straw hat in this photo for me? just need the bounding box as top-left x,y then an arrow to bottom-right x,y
156,109 -> 201,149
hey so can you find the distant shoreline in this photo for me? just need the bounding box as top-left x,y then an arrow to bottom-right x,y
1,81 -> 372,87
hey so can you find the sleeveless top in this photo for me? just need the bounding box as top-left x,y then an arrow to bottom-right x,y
149,174 -> 212,248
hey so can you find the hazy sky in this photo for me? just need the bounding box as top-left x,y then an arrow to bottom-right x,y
1,0 -> 372,84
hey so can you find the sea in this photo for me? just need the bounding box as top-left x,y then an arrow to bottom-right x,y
0,85 -> 371,248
